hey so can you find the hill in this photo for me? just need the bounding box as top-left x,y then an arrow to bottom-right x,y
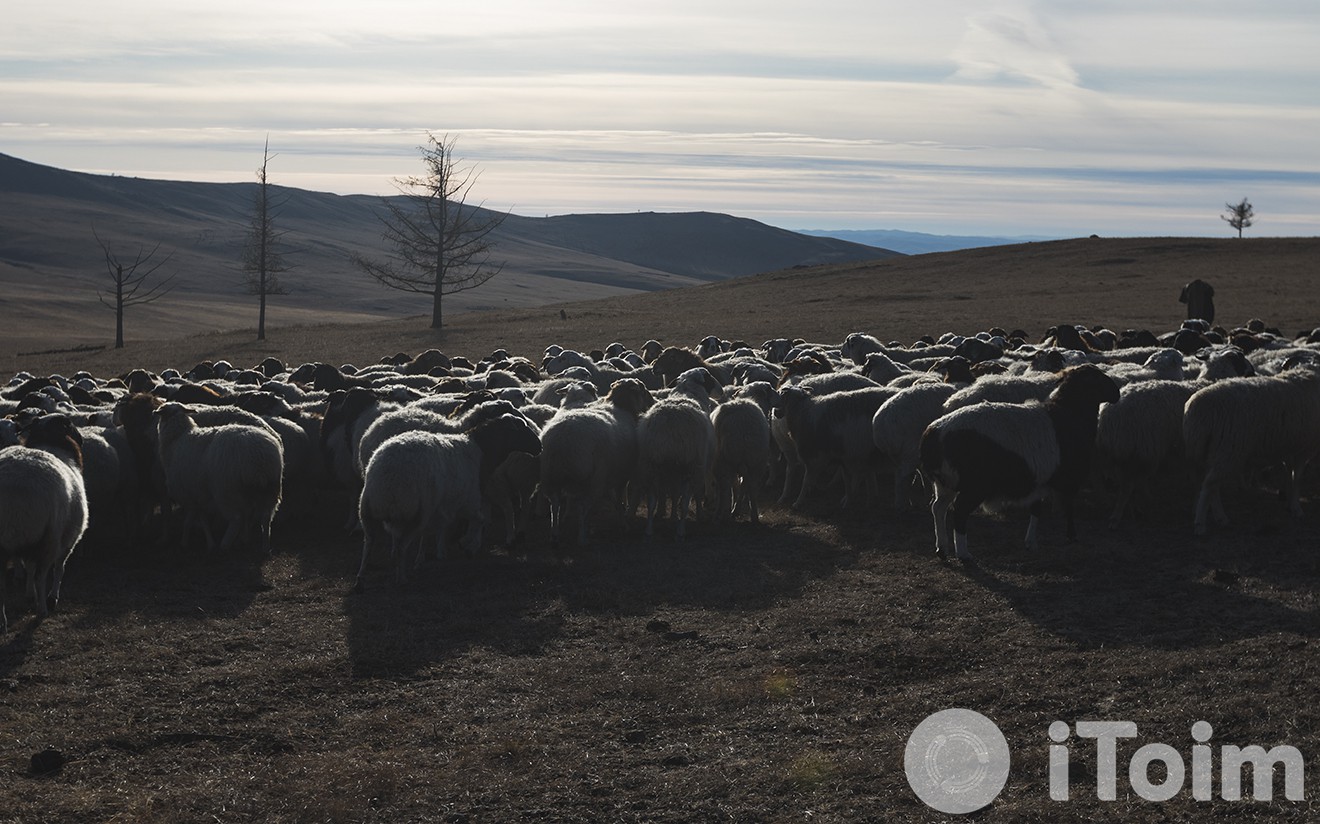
5,234 -> 1318,378
0,152 -> 895,348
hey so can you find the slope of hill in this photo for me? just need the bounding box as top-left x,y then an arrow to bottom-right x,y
6,235 -> 1318,378
0,152 -> 896,347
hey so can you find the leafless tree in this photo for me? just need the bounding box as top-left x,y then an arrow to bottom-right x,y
351,132 -> 506,329
1222,197 -> 1255,238
241,138 -> 292,340
94,227 -> 176,349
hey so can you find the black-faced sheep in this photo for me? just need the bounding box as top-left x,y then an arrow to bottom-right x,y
0,414 -> 88,630
919,365 -> 1120,561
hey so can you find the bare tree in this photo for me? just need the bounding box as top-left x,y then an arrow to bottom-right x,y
351,132 -> 506,329
241,138 -> 292,340
94,227 -> 176,349
1222,197 -> 1255,238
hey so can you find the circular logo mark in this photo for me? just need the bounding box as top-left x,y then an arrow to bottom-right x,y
904,708 -> 1010,814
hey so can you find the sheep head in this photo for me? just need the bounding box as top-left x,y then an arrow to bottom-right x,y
1049,364 -> 1119,409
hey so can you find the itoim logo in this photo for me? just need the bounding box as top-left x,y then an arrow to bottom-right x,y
1049,720 -> 1305,802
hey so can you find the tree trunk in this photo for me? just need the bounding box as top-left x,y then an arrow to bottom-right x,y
115,276 -> 125,349
430,286 -> 443,329
258,289 -> 267,340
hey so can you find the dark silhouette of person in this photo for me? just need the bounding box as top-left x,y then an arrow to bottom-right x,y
1180,279 -> 1215,323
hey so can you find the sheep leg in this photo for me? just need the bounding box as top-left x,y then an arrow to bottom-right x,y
547,492 -> 563,546
1058,494 -> 1077,543
32,558 -> 51,620
778,461 -> 803,506
1108,481 -> 1134,529
645,491 -> 658,538
1286,463 -> 1307,517
354,517 -> 385,592
461,516 -> 484,558
575,498 -> 591,546
1193,477 -> 1217,535
676,484 -> 690,540
930,482 -> 954,558
219,516 -> 242,554
791,464 -> 816,509
716,473 -> 733,522
948,492 -> 980,562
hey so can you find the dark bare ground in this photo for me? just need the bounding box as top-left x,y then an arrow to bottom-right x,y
2,474 -> 1318,822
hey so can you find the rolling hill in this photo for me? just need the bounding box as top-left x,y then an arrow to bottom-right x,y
0,152 -> 896,348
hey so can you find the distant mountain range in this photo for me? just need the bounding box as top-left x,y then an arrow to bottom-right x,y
799,228 -> 1057,255
0,152 -> 899,344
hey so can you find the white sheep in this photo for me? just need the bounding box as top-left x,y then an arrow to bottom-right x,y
942,371 -> 1060,412
871,381 -> 961,509
1182,363 -> 1320,535
711,397 -> 771,524
356,413 -> 542,588
1094,379 -> 1198,528
538,378 -> 654,546
0,414 -> 88,630
920,365 -> 1120,561
355,397 -> 520,480
154,402 -> 284,553
636,386 -> 717,539
775,384 -> 899,509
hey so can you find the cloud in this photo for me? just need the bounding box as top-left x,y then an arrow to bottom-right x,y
951,5 -> 1080,90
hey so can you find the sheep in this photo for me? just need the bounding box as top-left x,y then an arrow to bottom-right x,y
650,347 -> 731,388
1094,350 -> 1254,528
711,397 -> 771,524
356,413 -> 542,589
942,371 -> 1061,412
871,381 -> 962,510
538,378 -> 654,546
635,383 -> 717,539
919,364 -> 1120,561
154,403 -> 284,553
0,414 -> 88,630
1182,363 -> 1320,535
839,333 -> 886,365
860,352 -> 910,386
355,398 -> 521,480
785,371 -> 879,394
543,349 -> 632,393
775,384 -> 899,509
1094,380 -> 1200,528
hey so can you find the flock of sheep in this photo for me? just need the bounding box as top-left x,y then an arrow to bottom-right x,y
3,314 -> 1320,628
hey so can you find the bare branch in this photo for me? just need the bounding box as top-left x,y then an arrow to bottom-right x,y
352,132 -> 507,328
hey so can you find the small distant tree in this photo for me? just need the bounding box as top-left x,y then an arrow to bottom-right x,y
1222,197 -> 1254,238
351,132 -> 506,329
94,227 -> 176,349
241,138 -> 292,340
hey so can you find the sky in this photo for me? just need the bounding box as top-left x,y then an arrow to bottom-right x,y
3,1 -> 1319,238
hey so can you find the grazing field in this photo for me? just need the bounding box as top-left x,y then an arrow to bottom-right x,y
3,237 -> 1319,822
